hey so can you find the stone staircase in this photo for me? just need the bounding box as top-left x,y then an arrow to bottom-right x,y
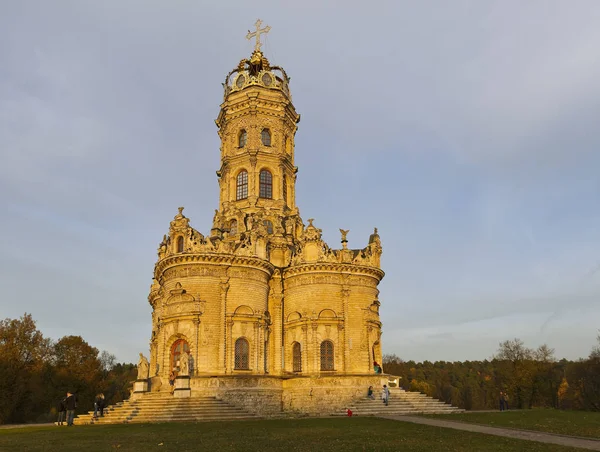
338,388 -> 464,416
73,392 -> 259,425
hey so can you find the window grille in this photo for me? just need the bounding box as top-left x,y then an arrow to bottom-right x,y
320,340 -> 334,371
261,129 -> 271,146
238,130 -> 247,148
263,220 -> 273,234
292,342 -> 302,372
236,171 -> 248,200
259,170 -> 272,199
177,236 -> 184,253
235,338 -> 249,370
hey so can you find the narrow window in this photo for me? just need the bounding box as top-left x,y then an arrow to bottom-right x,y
263,220 -> 273,234
292,342 -> 302,372
229,219 -> 237,235
259,170 -> 272,199
177,236 -> 184,253
261,128 -> 271,146
236,171 -> 248,200
235,338 -> 250,370
282,175 -> 288,205
320,340 -> 334,371
238,130 -> 247,148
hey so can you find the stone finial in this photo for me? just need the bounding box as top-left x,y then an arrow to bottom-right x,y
339,229 -> 349,250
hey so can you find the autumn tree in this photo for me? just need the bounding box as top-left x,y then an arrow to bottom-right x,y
0,314 -> 52,424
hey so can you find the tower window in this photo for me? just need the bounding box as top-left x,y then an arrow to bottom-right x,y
236,171 -> 248,200
320,340 -> 334,371
235,337 -> 250,370
261,128 -> 271,146
177,236 -> 184,253
229,219 -> 238,235
292,342 -> 302,372
282,175 -> 288,205
259,170 -> 272,199
238,130 -> 247,148
263,220 -> 273,234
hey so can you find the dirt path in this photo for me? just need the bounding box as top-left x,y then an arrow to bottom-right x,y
381,415 -> 600,451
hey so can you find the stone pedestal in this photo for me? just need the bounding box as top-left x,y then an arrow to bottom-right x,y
174,375 -> 191,398
133,379 -> 148,393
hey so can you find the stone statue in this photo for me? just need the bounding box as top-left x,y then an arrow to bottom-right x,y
137,353 -> 149,380
179,352 -> 190,376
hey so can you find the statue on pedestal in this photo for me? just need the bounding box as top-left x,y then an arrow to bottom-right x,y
179,352 -> 190,376
137,353 -> 149,380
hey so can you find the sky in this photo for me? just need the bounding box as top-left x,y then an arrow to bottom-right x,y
1,1 -> 599,364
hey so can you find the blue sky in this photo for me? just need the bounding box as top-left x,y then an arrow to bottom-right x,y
1,1 -> 599,363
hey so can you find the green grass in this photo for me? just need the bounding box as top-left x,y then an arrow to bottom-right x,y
0,418 -> 586,452
425,409 -> 600,439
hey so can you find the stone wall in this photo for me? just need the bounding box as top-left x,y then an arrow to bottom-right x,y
185,374 -> 387,416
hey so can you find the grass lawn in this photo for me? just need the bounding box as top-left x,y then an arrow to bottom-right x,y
0,417 -> 586,452
426,409 -> 600,439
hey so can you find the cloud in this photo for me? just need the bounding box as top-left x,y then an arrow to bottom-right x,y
1,1 -> 599,363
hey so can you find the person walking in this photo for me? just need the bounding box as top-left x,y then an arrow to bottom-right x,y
381,385 -> 390,406
65,392 -> 77,426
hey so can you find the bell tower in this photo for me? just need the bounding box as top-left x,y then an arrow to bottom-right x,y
214,21 -> 300,239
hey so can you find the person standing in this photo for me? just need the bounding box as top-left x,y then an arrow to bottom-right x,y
499,392 -> 506,411
56,396 -> 67,426
381,385 -> 390,406
65,392 -> 76,426
98,393 -> 105,417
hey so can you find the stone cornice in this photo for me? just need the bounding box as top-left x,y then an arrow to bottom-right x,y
283,263 -> 385,281
155,253 -> 275,279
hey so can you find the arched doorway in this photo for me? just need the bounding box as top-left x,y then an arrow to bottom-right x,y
170,339 -> 190,372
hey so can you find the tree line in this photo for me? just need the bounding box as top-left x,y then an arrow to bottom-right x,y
383,336 -> 600,411
2,313 -> 598,424
0,313 -> 136,424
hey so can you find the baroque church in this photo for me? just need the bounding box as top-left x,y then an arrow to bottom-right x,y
144,22 -> 386,414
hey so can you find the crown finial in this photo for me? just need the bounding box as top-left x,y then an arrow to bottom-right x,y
246,19 -> 271,52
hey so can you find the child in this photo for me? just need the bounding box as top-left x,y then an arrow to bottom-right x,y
367,386 -> 375,399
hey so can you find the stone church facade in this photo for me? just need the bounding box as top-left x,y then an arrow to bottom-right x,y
145,42 -> 387,414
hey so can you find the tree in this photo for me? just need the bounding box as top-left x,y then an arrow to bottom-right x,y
51,336 -> 104,414
0,314 -> 52,424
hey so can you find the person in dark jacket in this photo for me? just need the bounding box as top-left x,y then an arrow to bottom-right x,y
65,392 -> 77,426
57,397 -> 67,425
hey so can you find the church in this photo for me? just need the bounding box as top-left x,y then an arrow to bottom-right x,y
144,22 -> 387,414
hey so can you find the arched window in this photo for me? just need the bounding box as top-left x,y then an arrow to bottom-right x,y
282,175 -> 288,205
320,340 -> 334,371
259,170 -> 272,199
177,236 -> 184,253
238,130 -> 247,148
292,342 -> 302,372
261,128 -> 271,146
263,220 -> 273,234
170,339 -> 190,372
235,338 -> 250,370
229,219 -> 238,235
236,171 -> 248,200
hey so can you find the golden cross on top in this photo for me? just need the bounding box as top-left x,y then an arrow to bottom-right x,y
246,19 -> 271,52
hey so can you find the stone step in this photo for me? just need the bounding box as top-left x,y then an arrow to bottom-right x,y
74,394 -> 257,425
